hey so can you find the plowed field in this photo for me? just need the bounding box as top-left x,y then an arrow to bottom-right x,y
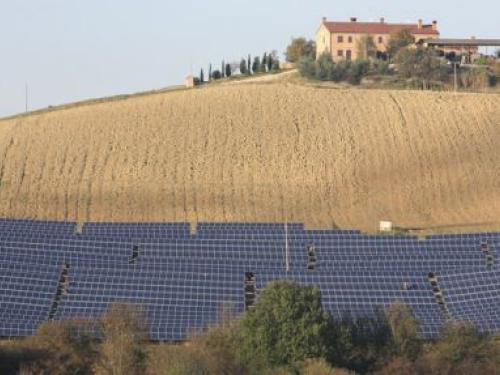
0,83 -> 499,231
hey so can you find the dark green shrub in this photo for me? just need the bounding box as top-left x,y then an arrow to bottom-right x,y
348,60 -> 370,85
329,61 -> 350,82
316,53 -> 335,81
211,70 -> 222,80
327,312 -> 393,374
298,56 -> 317,79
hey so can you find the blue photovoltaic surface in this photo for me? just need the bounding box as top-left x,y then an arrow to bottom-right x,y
0,219 -> 498,340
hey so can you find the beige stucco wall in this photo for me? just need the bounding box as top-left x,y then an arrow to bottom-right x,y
315,24 -> 331,58
316,26 -> 440,62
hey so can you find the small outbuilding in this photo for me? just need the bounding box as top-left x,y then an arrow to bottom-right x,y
185,74 -> 199,88
379,221 -> 393,232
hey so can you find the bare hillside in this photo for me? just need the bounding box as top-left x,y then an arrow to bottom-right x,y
0,84 -> 499,232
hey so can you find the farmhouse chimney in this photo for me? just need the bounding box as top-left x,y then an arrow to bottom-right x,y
380,17 -> 385,23
350,17 -> 357,22
432,20 -> 438,31
322,17 -> 327,22
418,19 -> 423,29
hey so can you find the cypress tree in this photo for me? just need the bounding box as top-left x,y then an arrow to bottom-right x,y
248,54 -> 252,75
209,64 -> 212,82
221,60 -> 225,78
261,52 -> 268,73
240,59 -> 247,75
252,56 -> 261,74
267,54 -> 273,72
200,68 -> 204,83
225,63 -> 232,78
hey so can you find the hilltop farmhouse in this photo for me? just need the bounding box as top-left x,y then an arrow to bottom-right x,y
316,17 -> 440,61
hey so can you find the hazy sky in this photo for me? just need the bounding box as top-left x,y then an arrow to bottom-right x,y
1,0 -> 499,117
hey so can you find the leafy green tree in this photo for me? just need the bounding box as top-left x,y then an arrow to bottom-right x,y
387,29 -> 415,59
240,59 -> 248,75
385,302 -> 422,361
225,63 -> 232,78
395,47 -> 445,89
252,56 -> 261,74
237,281 -> 330,370
286,37 -> 316,62
356,34 -> 377,60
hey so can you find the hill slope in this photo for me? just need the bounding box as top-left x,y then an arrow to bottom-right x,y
0,84 -> 499,231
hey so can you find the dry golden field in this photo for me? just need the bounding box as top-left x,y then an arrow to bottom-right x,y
0,83 -> 499,232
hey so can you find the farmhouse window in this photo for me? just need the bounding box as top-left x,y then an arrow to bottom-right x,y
337,50 -> 344,57
337,35 -> 344,43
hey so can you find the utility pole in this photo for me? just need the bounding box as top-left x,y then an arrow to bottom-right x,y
453,62 -> 458,93
284,221 -> 289,272
25,83 -> 29,112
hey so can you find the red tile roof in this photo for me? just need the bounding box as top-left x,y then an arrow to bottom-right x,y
323,21 -> 439,35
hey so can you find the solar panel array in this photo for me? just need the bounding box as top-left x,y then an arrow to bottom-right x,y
0,219 -> 499,340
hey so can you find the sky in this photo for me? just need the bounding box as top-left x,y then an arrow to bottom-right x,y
1,0 -> 499,117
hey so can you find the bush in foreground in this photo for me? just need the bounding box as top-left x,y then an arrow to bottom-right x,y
237,280 -> 330,371
3,319 -> 97,375
148,322 -> 244,375
94,302 -> 148,375
2,284 -> 500,374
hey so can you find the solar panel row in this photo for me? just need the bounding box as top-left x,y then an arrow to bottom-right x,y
0,219 -> 498,340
